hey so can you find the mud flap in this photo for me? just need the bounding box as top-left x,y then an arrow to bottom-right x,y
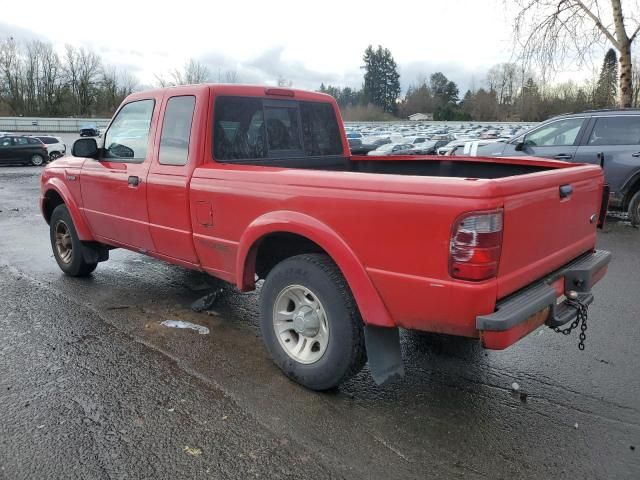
364,325 -> 405,385
81,242 -> 109,264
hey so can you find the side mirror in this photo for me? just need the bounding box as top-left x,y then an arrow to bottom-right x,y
514,140 -> 525,152
72,138 -> 98,158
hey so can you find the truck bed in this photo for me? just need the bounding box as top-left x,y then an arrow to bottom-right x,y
349,155 -> 553,179
263,153 -> 575,180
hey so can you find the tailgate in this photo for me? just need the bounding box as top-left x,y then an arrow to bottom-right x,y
496,165 -> 604,299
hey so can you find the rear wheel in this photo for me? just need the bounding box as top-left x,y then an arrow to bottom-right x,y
629,191 -> 640,227
50,205 -> 97,276
30,154 -> 44,166
49,152 -> 62,161
259,254 -> 366,390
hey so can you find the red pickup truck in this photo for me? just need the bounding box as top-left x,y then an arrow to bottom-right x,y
40,85 -> 611,390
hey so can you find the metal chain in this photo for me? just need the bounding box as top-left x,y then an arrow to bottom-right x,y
552,298 -> 589,350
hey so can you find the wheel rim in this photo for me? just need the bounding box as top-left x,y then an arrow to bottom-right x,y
31,155 -> 43,166
273,285 -> 329,364
54,220 -> 73,264
50,152 -> 60,160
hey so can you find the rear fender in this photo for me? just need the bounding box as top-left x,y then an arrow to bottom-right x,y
236,211 -> 395,328
42,178 -> 94,241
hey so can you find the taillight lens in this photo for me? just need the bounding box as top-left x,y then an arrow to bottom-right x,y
449,210 -> 503,281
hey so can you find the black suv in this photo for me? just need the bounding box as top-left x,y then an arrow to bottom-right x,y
0,135 -> 50,166
475,109 -> 640,225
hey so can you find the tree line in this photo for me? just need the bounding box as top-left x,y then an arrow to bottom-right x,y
0,37 -> 138,117
319,44 -> 640,122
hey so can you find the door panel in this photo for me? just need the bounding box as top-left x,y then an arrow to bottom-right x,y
147,94 -> 200,264
80,160 -> 154,250
574,115 -> 640,198
80,98 -> 158,251
0,137 -> 12,162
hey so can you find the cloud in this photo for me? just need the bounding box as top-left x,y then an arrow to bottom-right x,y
0,21 -> 490,94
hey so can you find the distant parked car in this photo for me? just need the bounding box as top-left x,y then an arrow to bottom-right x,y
351,137 -> 392,155
399,140 -> 449,155
0,135 -> 49,166
367,143 -> 414,156
346,132 -> 363,139
80,124 -> 100,137
32,135 -> 66,160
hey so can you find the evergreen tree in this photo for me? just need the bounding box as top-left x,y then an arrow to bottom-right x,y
362,45 -> 400,113
594,48 -> 618,108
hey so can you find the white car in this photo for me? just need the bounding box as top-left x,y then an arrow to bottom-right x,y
32,135 -> 66,160
367,143 -> 414,156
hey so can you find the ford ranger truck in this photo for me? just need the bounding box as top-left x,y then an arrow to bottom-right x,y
40,85 -> 611,390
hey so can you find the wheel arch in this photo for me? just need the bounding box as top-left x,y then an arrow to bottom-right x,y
41,180 -> 94,241
622,171 -> 640,210
236,211 -> 394,327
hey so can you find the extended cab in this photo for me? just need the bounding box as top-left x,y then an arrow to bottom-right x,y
40,85 -> 611,390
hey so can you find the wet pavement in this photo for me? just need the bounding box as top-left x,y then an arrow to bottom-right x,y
0,165 -> 638,479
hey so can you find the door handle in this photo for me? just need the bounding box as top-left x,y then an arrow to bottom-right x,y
128,176 -> 140,187
559,184 -> 573,199
632,152 -> 640,158
554,154 -> 573,160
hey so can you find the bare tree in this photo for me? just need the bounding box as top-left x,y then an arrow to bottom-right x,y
513,0 -> 640,107
156,59 -> 211,86
632,57 -> 640,106
0,37 -> 25,114
223,69 -> 239,83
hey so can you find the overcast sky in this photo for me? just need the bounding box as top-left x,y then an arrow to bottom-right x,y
0,0 -> 600,93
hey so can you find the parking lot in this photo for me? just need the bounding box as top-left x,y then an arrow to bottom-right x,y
0,162 -> 638,479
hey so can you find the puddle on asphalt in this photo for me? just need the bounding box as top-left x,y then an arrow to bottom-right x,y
160,319 -> 210,335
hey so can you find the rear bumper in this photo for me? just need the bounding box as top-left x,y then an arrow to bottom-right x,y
477,250 -> 611,349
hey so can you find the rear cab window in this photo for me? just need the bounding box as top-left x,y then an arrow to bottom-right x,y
213,96 -> 343,163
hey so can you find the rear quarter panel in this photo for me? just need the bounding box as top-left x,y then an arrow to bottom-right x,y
190,164 -> 502,334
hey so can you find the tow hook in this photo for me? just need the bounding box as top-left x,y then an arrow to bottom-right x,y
549,290 -> 589,350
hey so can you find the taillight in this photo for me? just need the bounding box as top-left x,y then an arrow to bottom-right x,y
449,210 -> 503,281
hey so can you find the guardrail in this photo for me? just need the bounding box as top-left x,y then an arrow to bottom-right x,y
0,117 -> 111,133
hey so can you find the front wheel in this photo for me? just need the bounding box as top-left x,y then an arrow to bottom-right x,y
628,191 -> 640,227
30,154 -> 44,166
50,205 -> 97,276
259,254 -> 366,390
49,152 -> 62,161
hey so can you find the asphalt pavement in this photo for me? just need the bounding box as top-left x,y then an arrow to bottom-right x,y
0,164 -> 638,479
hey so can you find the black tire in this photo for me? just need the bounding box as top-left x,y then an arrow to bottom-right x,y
259,253 -> 366,390
30,154 -> 44,166
49,152 -> 61,161
628,191 -> 640,227
50,204 -> 97,276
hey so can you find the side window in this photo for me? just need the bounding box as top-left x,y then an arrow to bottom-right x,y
299,101 -> 342,156
0,137 -> 12,147
104,99 -> 154,161
525,118 -> 584,147
15,137 -> 28,145
588,116 -> 640,146
158,96 -> 196,166
214,97 -> 266,160
27,137 -> 40,144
